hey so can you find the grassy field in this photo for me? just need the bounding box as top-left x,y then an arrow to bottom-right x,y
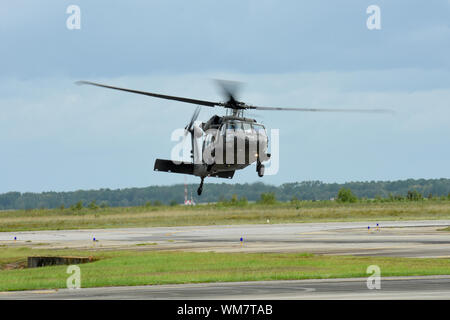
0,247 -> 449,291
0,200 -> 449,232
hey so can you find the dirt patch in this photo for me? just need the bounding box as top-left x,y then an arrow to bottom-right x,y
2,261 -> 26,270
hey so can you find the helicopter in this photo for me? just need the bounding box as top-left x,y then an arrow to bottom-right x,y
76,80 -> 391,195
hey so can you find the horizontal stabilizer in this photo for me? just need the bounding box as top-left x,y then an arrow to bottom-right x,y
154,159 -> 194,175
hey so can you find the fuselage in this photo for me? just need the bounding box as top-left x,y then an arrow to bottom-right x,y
192,115 -> 270,177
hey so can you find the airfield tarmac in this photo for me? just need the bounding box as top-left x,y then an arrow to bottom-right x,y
1,276 -> 449,300
1,220 -> 449,258
1,220 -> 449,299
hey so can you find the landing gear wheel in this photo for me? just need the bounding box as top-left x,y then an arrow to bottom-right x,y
257,164 -> 265,177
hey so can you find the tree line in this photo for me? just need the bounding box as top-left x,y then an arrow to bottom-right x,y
0,178 -> 449,210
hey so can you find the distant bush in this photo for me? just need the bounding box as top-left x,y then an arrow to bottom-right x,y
217,194 -> 248,207
99,201 -> 109,208
88,200 -> 99,210
169,200 -> 178,206
406,190 -> 423,201
388,193 -> 404,202
71,201 -> 83,211
337,188 -> 357,203
259,192 -> 277,205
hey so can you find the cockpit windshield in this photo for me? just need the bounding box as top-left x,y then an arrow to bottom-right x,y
226,121 -> 243,131
221,121 -> 266,136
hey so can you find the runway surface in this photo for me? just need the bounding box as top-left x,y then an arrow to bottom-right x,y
1,220 -> 449,257
1,220 -> 449,299
1,276 -> 449,300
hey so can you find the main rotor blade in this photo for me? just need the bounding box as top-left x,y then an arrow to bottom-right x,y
76,81 -> 221,108
246,105 -> 394,114
76,80 -> 393,114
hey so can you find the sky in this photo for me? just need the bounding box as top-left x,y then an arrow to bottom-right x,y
0,1 -> 449,193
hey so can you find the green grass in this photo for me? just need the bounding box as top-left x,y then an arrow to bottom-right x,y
439,226 -> 450,231
0,247 -> 449,291
0,200 -> 449,232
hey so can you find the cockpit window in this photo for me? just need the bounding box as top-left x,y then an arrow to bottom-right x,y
226,121 -> 243,131
243,122 -> 252,133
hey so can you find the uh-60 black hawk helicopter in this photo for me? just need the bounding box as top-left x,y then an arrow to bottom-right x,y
77,80 -> 391,196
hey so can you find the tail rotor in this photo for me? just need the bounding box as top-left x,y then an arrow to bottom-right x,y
184,106 -> 201,162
